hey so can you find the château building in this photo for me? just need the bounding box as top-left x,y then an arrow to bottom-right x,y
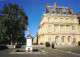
33,1 -> 80,46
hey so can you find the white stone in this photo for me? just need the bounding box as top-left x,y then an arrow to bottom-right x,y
26,37 -> 32,51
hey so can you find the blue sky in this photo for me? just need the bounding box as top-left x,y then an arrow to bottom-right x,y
0,0 -> 80,37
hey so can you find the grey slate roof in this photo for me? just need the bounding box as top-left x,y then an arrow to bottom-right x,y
45,6 -> 72,14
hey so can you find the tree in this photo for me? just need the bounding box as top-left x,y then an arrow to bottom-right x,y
78,41 -> 80,46
0,15 -> 9,44
45,42 -> 50,47
0,3 -> 28,45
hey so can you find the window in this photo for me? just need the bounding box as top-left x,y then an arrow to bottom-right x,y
54,26 -> 58,33
73,38 -> 76,43
60,26 -> 63,33
52,8 -> 56,13
60,18 -> 63,22
48,18 -> 50,22
66,26 -> 69,33
61,37 -> 64,43
54,18 -> 57,22
72,26 -> 75,32
48,26 -> 51,33
72,19 -> 74,23
49,38 -> 52,44
62,9 -> 66,14
66,18 -> 68,22
67,37 -> 70,42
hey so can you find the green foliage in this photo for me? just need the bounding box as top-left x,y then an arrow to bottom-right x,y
0,45 -> 8,51
78,41 -> 80,46
40,42 -> 44,45
45,42 -> 50,47
0,3 -> 28,45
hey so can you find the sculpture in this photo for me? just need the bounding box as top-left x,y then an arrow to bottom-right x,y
28,29 -> 30,36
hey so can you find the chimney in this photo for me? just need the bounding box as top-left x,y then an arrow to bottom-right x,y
53,1 -> 57,7
70,9 -> 73,14
62,5 -> 64,7
76,12 -> 80,16
46,4 -> 49,7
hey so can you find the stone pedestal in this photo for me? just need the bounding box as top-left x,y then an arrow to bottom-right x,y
26,36 -> 32,52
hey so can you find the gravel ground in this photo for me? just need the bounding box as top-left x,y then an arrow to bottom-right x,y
0,47 -> 80,57
56,46 -> 80,54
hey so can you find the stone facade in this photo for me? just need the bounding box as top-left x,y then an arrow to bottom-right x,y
33,1 -> 80,46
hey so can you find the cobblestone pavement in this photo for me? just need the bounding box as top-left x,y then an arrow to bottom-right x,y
0,48 -> 80,57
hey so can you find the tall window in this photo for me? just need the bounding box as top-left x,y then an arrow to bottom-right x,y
54,26 -> 58,33
48,18 -> 50,22
48,26 -> 51,33
66,26 -> 69,33
66,18 -> 68,22
67,37 -> 70,42
73,38 -> 76,43
72,19 -> 74,23
61,37 -> 64,43
60,26 -> 63,33
55,37 -> 58,43
49,38 -> 52,44
60,18 -> 63,22
72,26 -> 75,32
54,18 -> 57,22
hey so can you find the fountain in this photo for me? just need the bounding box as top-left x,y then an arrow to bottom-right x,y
9,29 -> 46,54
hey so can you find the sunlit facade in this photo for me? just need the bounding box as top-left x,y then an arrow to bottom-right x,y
37,2 -> 80,46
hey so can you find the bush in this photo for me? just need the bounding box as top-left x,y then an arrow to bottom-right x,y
45,42 -> 50,47
52,43 -> 54,48
78,41 -> 80,46
40,42 -> 44,45
0,45 -> 8,51
16,45 -> 21,48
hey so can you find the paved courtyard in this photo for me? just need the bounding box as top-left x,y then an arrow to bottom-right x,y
0,46 -> 80,57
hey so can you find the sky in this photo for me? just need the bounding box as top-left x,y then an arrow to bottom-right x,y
0,0 -> 80,38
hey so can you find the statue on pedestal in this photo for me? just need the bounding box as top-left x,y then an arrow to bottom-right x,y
26,29 -> 32,51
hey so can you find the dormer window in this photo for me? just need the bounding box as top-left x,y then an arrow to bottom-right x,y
52,8 -> 56,13
62,9 -> 66,14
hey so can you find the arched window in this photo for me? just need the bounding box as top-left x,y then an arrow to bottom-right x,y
73,38 -> 76,43
55,37 -> 58,43
61,37 -> 64,43
67,37 -> 70,42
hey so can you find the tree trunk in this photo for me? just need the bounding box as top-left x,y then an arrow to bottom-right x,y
11,34 -> 13,45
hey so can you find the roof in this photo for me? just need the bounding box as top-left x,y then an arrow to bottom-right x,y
45,6 -> 72,15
